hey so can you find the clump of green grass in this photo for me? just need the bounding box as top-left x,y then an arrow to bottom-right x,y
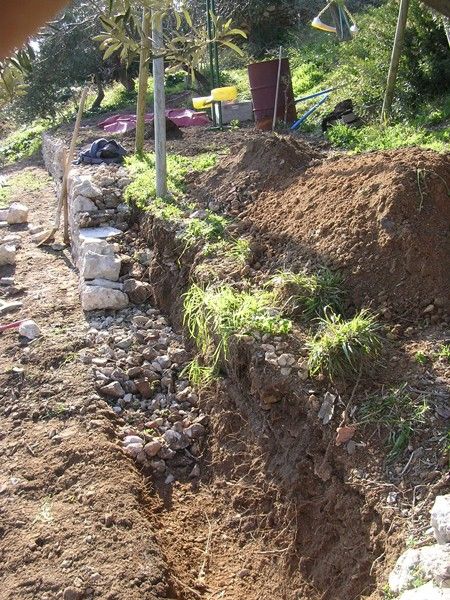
182,213 -> 229,248
181,358 -> 216,387
183,283 -> 292,376
414,350 -> 429,365
201,237 -> 251,264
359,385 -> 430,462
307,309 -> 383,380
269,268 -> 344,319
0,122 -> 49,165
124,151 -> 216,209
437,343 -> 450,361
147,197 -> 184,222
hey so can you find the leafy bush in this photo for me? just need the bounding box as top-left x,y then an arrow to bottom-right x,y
307,309 -> 383,379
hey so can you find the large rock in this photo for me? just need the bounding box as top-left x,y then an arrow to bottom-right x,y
398,581 -> 450,600
81,252 -> 121,281
0,244 -> 16,265
79,238 -> 115,258
123,278 -> 151,304
431,496 -> 450,545
72,177 -> 102,199
81,285 -> 129,311
389,545 -> 450,593
72,195 -> 98,213
6,202 -> 28,224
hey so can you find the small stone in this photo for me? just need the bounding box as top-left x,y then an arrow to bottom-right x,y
100,381 -> 124,398
73,195 -> 98,213
81,252 -> 121,282
18,320 -> 41,340
123,435 -> 144,446
189,464 -> 200,478
135,378 -> 154,398
7,202 -> 28,224
423,304 -> 435,314
144,440 -> 162,457
123,279 -> 151,304
0,243 -> 16,266
124,443 -> 143,458
73,177 -> 102,199
431,495 -> 450,544
63,588 -> 83,600
149,459 -> 166,473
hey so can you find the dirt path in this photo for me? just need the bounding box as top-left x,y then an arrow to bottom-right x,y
0,160 -> 172,600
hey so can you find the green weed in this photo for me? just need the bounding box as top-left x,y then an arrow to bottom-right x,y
0,169 -> 51,206
437,343 -> 450,361
358,384 -> 430,462
181,358 -> 216,387
414,351 -> 429,365
148,197 -> 184,222
183,283 -> 292,373
182,213 -> 229,248
307,309 -> 383,380
201,237 -> 250,264
0,122 -> 49,165
269,268 -> 344,319
327,122 -> 449,154
124,151 -> 216,209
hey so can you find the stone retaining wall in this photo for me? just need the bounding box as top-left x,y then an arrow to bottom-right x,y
42,133 -> 132,310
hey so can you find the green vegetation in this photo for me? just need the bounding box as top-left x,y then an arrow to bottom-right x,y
0,122 -> 49,165
414,350 -> 429,366
269,268 -> 344,319
437,343 -> 450,361
183,283 -> 292,380
307,309 -> 383,380
182,214 -> 229,248
0,169 -> 50,206
327,121 -> 449,153
181,358 -> 216,387
124,151 -> 217,209
358,384 -> 430,461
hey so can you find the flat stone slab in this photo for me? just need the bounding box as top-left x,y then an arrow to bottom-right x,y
79,226 -> 123,241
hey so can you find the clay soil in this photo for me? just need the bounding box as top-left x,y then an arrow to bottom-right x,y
1,126 -> 449,600
0,160 -> 174,600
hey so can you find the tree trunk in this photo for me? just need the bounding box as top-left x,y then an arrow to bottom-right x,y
381,0 -> 410,122
152,10 -> 167,198
135,7 -> 151,154
91,74 -> 105,110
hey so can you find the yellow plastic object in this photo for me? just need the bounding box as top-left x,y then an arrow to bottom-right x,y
312,16 -> 336,33
211,86 -> 237,102
192,96 -> 212,110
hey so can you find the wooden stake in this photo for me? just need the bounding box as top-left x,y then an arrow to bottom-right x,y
135,7 -> 151,155
62,86 -> 88,244
381,0 -> 410,123
152,10 -> 167,197
272,46 -> 283,131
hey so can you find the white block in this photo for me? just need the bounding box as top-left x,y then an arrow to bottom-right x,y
7,202 -> 28,224
431,496 -> 450,545
72,177 -> 102,199
81,285 -> 129,311
81,251 -> 121,281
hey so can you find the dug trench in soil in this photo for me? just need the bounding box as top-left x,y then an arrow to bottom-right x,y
132,132 -> 449,599
0,160 -> 178,600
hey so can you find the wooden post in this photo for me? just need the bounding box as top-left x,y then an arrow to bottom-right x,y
381,0 -> 410,122
135,7 -> 151,154
152,10 -> 167,197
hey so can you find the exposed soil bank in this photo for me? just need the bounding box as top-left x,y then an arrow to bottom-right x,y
192,140 -> 450,320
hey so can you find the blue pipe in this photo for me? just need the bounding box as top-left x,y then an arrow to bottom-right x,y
295,87 -> 336,104
290,93 -> 330,130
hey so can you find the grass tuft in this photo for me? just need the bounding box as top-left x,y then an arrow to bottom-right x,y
182,213 -> 229,248
307,309 -> 383,380
269,268 -> 344,319
358,385 -> 430,462
181,358 -> 216,388
183,283 -> 292,373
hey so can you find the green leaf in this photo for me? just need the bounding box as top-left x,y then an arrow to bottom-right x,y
219,40 -> 244,56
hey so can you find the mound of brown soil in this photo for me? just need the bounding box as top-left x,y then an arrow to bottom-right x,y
190,132 -> 322,211
243,147 -> 450,319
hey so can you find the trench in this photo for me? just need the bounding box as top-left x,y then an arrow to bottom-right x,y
39,135 -> 399,600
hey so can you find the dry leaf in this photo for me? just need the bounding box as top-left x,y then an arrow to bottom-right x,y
335,425 -> 356,446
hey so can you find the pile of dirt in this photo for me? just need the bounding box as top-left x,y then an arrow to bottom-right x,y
199,143 -> 449,320
189,131 -> 322,212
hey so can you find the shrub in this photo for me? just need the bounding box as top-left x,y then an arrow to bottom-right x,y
307,309 -> 383,379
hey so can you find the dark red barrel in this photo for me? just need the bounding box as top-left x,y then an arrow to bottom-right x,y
248,58 -> 297,130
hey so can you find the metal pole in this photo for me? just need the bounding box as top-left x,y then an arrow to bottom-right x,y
152,10 -> 167,197
135,7 -> 151,154
381,0 -> 410,122
272,46 -> 283,131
